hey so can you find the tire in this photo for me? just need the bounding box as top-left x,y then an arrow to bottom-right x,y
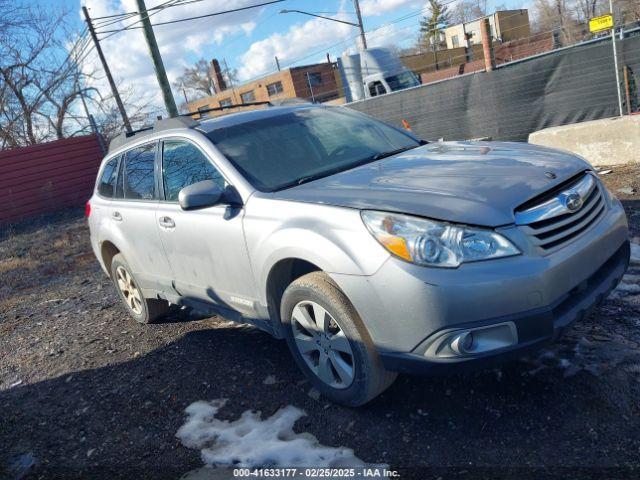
281,271 -> 397,406
110,253 -> 169,324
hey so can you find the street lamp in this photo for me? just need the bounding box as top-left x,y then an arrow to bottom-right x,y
280,3 -> 367,49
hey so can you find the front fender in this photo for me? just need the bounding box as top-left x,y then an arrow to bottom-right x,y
243,199 -> 389,305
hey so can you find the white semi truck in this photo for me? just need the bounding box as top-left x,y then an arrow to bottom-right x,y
338,47 -> 420,102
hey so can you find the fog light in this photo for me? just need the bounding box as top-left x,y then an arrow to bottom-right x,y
463,332 -> 474,350
423,321 -> 518,360
450,331 -> 474,354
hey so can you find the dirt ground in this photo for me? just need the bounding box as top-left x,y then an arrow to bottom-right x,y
1,166 -> 640,480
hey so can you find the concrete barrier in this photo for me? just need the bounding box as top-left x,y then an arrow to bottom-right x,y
528,115 -> 640,167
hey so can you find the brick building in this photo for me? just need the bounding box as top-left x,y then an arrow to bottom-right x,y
187,59 -> 344,116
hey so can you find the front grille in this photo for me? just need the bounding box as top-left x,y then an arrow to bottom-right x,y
516,173 -> 606,252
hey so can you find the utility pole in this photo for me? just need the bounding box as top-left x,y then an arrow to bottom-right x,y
180,82 -> 189,105
82,6 -> 132,133
353,0 -> 367,50
609,0 -> 624,117
78,86 -> 107,153
306,72 -> 316,103
135,0 -> 179,118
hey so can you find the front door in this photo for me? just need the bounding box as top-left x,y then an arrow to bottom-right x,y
155,138 -> 257,315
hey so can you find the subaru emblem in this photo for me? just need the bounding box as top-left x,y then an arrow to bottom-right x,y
565,192 -> 583,212
545,171 -> 557,179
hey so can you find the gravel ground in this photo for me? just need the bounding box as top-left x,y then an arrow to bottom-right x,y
1,166 -> 640,480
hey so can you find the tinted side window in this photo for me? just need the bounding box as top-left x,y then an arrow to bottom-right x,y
368,81 -> 386,97
124,144 -> 156,200
97,156 -> 120,198
162,140 -> 227,202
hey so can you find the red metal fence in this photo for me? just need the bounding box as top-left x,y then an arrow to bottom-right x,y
0,135 -> 104,225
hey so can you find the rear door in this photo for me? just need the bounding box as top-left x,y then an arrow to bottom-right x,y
155,138 -> 257,313
107,142 -> 173,294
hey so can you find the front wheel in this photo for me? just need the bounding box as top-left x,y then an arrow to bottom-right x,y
281,272 -> 397,406
110,253 -> 169,324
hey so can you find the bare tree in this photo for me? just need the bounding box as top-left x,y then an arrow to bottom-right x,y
530,0 -> 583,43
616,0 -> 640,24
173,59 -> 215,99
450,0 -> 487,24
90,83 -> 163,144
0,2 -> 146,149
173,58 -> 240,104
574,0 -> 602,20
0,2 -> 89,148
530,0 -> 638,44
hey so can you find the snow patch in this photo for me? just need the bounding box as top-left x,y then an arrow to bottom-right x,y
524,334 -> 640,378
611,272 -> 640,300
262,375 -> 277,385
614,282 -> 640,294
177,400 -> 371,469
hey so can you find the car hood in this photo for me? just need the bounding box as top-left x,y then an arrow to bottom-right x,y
267,141 -> 591,227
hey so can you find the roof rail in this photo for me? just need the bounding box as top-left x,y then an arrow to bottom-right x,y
108,116 -> 199,153
182,101 -> 272,118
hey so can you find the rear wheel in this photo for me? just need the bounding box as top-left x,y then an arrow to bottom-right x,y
110,253 -> 169,324
281,272 -> 397,406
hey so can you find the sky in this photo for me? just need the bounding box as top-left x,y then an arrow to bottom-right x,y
46,0 -> 526,115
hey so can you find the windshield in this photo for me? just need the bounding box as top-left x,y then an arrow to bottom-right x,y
205,107 -> 421,192
385,72 -> 419,92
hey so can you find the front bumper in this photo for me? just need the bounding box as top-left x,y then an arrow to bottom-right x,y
329,198 -> 629,374
379,239 -> 629,374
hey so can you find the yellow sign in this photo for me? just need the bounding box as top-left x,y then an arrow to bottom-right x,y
589,14 -> 614,32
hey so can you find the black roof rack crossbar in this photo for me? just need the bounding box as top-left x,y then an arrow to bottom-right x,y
108,116 -> 199,153
125,126 -> 153,137
182,101 -> 272,117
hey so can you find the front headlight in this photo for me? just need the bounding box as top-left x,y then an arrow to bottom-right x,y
361,210 -> 520,267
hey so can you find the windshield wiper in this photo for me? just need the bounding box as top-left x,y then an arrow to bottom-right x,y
296,175 -> 319,185
275,141 -> 428,191
274,172 -> 333,190
370,142 -> 425,161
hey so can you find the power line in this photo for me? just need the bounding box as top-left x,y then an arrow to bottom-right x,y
55,29 -> 90,73
93,12 -> 138,29
95,0 -> 286,36
97,0 -> 185,41
93,0 -> 191,40
90,0 -> 198,21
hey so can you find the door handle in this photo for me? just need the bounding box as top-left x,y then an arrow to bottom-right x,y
112,211 -> 122,222
159,216 -> 175,228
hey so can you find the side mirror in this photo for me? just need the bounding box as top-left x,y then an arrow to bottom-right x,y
178,180 -> 223,210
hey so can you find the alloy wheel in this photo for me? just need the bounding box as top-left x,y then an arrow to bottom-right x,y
291,300 -> 355,389
116,266 -> 143,315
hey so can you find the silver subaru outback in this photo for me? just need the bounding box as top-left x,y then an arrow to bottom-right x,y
87,104 -> 630,406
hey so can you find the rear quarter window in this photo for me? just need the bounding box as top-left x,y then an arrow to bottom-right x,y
97,156 -> 120,198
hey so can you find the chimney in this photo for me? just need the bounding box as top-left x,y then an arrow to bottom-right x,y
210,59 -> 227,93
